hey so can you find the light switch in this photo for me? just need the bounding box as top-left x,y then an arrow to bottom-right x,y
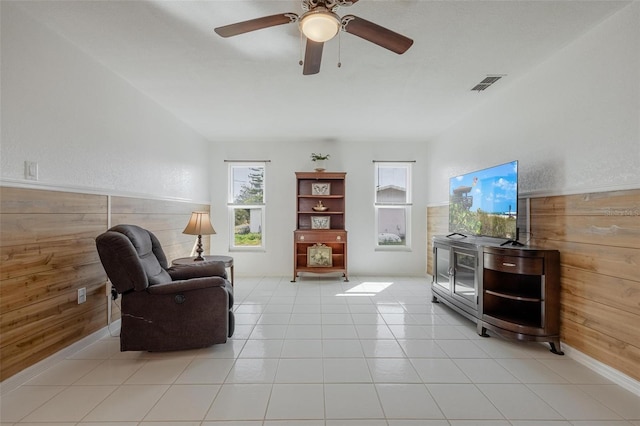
25,161 -> 38,180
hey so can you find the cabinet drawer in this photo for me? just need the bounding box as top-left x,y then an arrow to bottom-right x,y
483,253 -> 543,275
295,230 -> 346,243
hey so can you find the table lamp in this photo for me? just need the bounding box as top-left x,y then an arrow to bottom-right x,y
182,211 -> 216,261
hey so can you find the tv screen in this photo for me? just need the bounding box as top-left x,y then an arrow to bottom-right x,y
449,160 -> 518,239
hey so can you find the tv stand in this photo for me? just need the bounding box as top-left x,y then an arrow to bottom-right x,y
432,236 -> 563,355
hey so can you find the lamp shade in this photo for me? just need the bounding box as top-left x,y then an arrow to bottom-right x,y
300,9 -> 340,42
183,212 -> 216,236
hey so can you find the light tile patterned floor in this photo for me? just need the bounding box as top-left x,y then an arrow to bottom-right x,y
2,275 -> 640,425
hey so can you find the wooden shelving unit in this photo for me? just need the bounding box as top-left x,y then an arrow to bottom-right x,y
292,172 -> 348,282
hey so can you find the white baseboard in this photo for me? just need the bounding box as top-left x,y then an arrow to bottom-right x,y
563,343 -> 640,397
0,320 -> 121,396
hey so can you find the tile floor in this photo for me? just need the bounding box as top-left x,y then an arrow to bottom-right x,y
2,275 -> 640,425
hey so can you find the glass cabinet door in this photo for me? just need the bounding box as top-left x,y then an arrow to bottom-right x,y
434,246 -> 451,291
452,250 -> 476,305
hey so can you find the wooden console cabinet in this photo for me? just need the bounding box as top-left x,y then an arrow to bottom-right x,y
432,236 -> 562,354
432,237 -> 481,322
292,172 -> 348,282
479,246 -> 562,354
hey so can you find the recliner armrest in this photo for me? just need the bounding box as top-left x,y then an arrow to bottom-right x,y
167,261 -> 227,280
147,276 -> 229,295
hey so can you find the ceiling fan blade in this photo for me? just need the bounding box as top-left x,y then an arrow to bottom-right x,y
341,15 -> 413,54
214,13 -> 298,38
303,39 -> 324,75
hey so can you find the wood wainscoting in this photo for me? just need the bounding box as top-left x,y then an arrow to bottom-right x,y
110,196 -> 210,262
426,188 -> 640,382
1,187 -> 108,382
0,186 -> 210,381
426,205 -> 449,277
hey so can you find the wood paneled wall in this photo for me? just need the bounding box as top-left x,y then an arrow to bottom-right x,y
0,187 -> 210,381
426,205 -> 449,276
529,189 -> 640,382
0,187 -> 108,381
110,196 -> 210,262
426,188 -> 640,382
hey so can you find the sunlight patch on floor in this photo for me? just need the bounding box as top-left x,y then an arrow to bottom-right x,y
335,281 -> 394,297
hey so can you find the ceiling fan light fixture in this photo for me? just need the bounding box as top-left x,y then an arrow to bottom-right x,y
300,9 -> 340,42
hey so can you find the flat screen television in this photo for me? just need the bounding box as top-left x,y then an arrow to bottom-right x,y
448,160 -> 518,241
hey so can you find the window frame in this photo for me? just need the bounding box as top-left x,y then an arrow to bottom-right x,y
374,162 -> 413,251
227,162 -> 266,252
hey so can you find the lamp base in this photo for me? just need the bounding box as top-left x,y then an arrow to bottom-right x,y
194,234 -> 205,261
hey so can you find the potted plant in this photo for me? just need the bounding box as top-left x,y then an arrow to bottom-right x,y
311,153 -> 330,172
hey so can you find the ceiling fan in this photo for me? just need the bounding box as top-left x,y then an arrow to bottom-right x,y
214,0 -> 414,75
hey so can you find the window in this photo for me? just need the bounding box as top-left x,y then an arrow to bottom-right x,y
375,162 -> 412,249
228,162 -> 266,250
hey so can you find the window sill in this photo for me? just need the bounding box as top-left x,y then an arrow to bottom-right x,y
375,246 -> 412,252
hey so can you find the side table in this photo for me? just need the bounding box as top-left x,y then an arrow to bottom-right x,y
172,255 -> 234,286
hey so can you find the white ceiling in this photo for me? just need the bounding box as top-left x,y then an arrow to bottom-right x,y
13,0 -> 630,144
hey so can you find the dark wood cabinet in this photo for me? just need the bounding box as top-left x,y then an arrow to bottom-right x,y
479,246 -> 562,354
292,172 -> 348,282
432,236 -> 562,354
432,238 -> 480,321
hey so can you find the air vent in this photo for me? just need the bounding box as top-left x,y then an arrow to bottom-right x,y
471,75 -> 505,92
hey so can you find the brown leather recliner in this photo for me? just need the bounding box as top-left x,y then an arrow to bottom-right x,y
96,224 -> 234,352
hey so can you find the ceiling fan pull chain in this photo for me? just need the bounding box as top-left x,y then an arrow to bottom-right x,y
299,31 -> 304,66
337,31 -> 342,68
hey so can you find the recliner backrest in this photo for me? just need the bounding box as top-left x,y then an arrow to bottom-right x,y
96,224 -> 172,293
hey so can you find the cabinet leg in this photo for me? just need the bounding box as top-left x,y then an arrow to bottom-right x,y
291,274 -> 297,283
343,273 -> 349,282
477,324 -> 490,338
549,341 -> 564,355
431,295 -> 439,303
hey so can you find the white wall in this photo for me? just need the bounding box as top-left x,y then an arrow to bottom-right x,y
425,2 -> 640,205
210,140 -> 429,277
1,4 -> 211,202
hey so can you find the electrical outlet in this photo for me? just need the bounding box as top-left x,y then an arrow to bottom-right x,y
77,287 -> 87,304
